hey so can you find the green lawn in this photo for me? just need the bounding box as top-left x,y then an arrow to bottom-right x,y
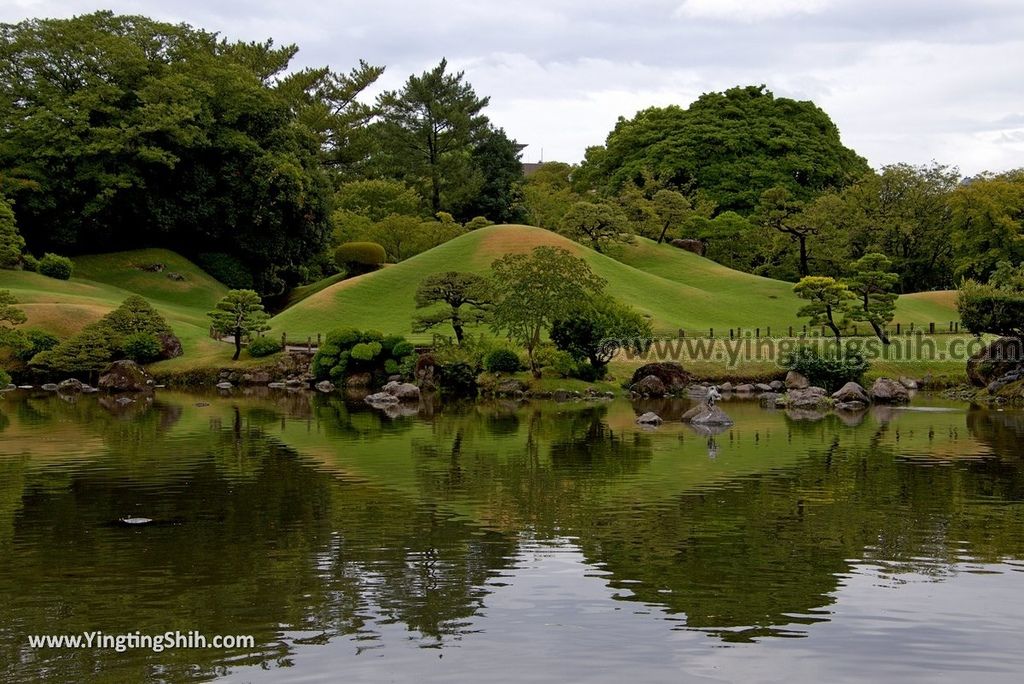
270,225 -> 961,342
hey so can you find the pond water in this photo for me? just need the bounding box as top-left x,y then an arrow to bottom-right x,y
1,389 -> 1023,683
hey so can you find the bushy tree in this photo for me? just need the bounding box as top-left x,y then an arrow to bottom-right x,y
208,290 -> 271,360
0,290 -> 27,330
335,180 -> 422,221
579,85 -> 869,215
844,253 -> 898,344
951,171 -> 1024,281
30,325 -> 113,376
522,162 -> 582,230
490,246 -> 606,377
0,12 -> 372,294
37,253 -> 73,280
958,261 -> 1024,339
551,296 -> 652,374
0,195 -> 25,268
375,59 -> 490,214
413,272 -> 492,343
559,201 -> 632,253
457,126 -> 526,223
794,276 -> 854,344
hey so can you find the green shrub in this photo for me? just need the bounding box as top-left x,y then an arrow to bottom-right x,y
334,242 -> 386,274
38,253 -> 73,280
120,332 -> 162,363
783,346 -> 869,391
958,280 -> 1024,338
391,341 -> 415,359
465,216 -> 494,231
15,329 -> 59,362
384,358 -> 400,375
438,361 -> 477,396
0,195 -> 25,269
484,348 -> 521,373
21,254 -> 38,272
547,350 -> 577,379
248,336 -> 282,357
104,295 -> 173,339
197,252 -> 254,289
0,369 -> 11,386
30,325 -> 113,374
350,341 -> 382,362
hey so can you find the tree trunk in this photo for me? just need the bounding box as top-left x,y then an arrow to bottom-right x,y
452,309 -> 465,345
232,326 -> 242,361
529,326 -> 542,378
825,306 -> 842,345
657,222 -> 670,244
798,235 -> 809,277
871,321 -> 891,346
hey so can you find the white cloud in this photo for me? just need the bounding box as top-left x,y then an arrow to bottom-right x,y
674,0 -> 834,22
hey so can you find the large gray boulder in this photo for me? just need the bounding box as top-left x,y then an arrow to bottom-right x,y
871,378 -> 911,404
57,378 -> 85,393
387,382 -> 421,402
785,371 -> 810,390
98,360 -> 154,392
315,380 -> 336,393
365,391 -> 399,406
632,374 -> 668,397
832,382 -> 870,404
628,363 -> 692,394
786,386 -> 831,410
635,412 -> 663,426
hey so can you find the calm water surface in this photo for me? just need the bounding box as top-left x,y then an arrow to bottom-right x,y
1,389 -> 1023,683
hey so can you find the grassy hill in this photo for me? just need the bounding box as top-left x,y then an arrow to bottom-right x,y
270,225 -> 960,342
1,248 -> 236,370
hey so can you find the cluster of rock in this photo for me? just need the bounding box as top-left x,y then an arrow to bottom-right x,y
484,378 -> 614,401
758,371 -> 915,413
365,381 -> 421,407
964,337 -> 1024,401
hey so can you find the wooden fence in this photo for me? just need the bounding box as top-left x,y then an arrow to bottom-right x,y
652,321 -> 964,340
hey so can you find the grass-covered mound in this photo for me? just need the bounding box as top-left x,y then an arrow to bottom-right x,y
2,248 -> 236,370
270,225 -> 960,342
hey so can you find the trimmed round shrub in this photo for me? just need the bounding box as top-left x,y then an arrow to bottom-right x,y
484,348 -> 521,373
335,242 -> 386,274
350,341 -> 382,362
38,253 -> 73,280
120,332 -> 163,363
248,336 -> 282,357
384,358 -> 400,375
439,361 -> 477,396
465,216 -> 494,231
197,252 -> 254,289
391,341 -> 415,359
21,254 -> 38,272
15,329 -> 60,362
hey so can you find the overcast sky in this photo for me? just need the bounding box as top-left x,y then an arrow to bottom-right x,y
3,0 -> 1023,174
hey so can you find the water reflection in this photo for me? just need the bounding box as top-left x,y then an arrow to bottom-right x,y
0,391 -> 1023,682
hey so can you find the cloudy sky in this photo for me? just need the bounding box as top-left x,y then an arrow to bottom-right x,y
3,0 -> 1023,174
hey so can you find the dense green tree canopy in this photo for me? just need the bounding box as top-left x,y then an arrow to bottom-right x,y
0,12 -> 379,294
0,195 -> 24,268
413,271 -> 493,343
208,290 -> 271,360
579,85 -> 870,215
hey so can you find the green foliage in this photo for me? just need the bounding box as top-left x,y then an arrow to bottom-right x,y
31,325 -> 113,375
456,126 -> 526,223
374,59 -> 491,215
0,369 -> 10,386
783,346 -> 869,392
14,329 -> 59,362
311,328 -> 412,381
484,348 -> 522,373
364,214 -> 467,262
350,341 -> 383,362
413,271 -> 492,343
844,253 -> 899,343
490,246 -> 607,377
208,290 -> 270,360
951,171 -> 1024,281
559,201 -> 633,253
958,278 -> 1024,339
438,361 -> 477,396
197,253 -> 254,290
0,12 -> 374,294
465,216 -> 495,231
794,276 -> 854,342
335,180 -> 422,221
334,242 -> 386,273
0,290 -> 28,329
522,162 -> 582,230
248,337 -> 282,358
21,254 -> 38,272
104,295 -> 173,339
0,194 -> 25,268
37,253 -> 73,280
550,296 -> 653,371
580,85 -> 869,215
120,332 -> 163,363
